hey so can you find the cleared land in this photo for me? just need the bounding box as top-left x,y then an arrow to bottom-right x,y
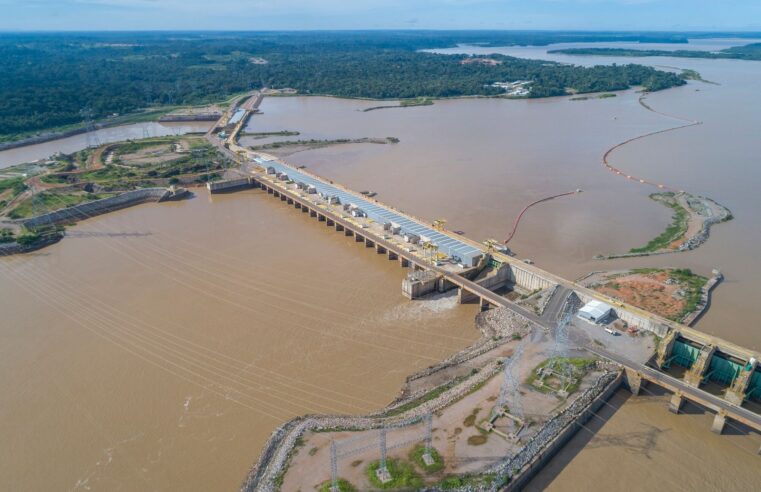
581,268 -> 709,323
0,135 -> 233,245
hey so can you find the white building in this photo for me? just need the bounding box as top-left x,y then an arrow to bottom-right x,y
577,300 -> 613,324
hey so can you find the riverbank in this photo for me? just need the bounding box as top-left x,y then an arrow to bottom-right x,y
241,302 -> 627,492
0,108 -> 182,151
598,192 -> 732,259
578,268 -> 722,324
248,137 -> 400,157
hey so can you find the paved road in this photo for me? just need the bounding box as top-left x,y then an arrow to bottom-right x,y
212,97 -> 761,431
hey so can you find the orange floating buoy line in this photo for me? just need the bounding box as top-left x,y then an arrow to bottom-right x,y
600,94 -> 700,194
503,190 -> 581,245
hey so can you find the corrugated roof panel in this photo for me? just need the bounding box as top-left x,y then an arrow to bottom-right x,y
258,160 -> 484,264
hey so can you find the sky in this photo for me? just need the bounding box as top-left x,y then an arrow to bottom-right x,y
2,0 -> 761,32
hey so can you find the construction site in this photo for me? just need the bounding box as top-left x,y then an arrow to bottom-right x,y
3,89 -> 760,490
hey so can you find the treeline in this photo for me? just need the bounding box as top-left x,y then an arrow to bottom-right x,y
0,31 -> 687,138
549,43 -> 761,61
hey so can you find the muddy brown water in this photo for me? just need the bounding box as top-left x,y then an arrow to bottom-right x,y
2,44 -> 761,490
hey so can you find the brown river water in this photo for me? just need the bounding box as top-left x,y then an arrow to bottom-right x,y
2,43 -> 761,490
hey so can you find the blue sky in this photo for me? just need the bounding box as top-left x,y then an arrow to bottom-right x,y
2,0 -> 761,31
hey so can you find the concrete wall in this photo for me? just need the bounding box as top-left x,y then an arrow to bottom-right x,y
503,371 -> 623,491
207,177 -> 253,193
507,263 -> 556,292
575,290 -> 670,338
402,272 -> 440,299
21,188 -> 170,229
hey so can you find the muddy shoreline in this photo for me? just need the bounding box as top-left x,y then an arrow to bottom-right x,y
240,305 -> 623,492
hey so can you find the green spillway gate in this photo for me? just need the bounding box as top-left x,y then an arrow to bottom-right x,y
703,355 -> 743,386
748,370 -> 761,402
665,340 -> 700,369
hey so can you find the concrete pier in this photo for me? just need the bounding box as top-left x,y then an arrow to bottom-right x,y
684,345 -> 716,387
711,410 -> 727,434
479,297 -> 491,311
727,359 -> 757,405
248,171 -> 761,443
669,391 -> 684,414
206,177 -> 252,193
624,368 -> 643,396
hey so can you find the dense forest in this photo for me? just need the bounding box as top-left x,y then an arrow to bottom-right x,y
0,31 -> 698,140
549,42 -> 761,61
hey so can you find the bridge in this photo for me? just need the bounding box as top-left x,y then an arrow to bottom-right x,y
206,93 -> 761,452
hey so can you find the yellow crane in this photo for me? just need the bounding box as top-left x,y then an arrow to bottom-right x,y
432,219 -> 447,231
483,239 -> 502,252
422,242 -> 439,263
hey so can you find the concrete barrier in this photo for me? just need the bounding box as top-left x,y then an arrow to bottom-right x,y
508,263 -> 555,291
20,188 -> 174,229
500,371 -> 623,491
207,177 -> 254,193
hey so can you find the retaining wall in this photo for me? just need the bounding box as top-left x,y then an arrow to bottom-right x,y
508,263 -> 555,291
21,188 -> 171,229
501,371 -> 623,491
207,178 -> 254,193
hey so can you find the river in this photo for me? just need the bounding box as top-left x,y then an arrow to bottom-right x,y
2,41 -> 760,490
0,121 -> 213,169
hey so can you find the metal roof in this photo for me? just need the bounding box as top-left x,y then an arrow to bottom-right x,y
255,158 -> 483,265
228,109 -> 246,126
579,300 -> 613,320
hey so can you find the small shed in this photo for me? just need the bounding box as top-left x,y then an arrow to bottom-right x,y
578,300 -> 613,324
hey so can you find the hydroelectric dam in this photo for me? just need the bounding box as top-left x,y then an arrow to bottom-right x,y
205,93 -> 761,489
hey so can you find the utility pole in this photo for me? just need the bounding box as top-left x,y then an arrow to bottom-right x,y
330,440 -> 338,492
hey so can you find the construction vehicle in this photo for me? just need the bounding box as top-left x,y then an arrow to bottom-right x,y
483,239 -> 507,253
432,219 -> 447,231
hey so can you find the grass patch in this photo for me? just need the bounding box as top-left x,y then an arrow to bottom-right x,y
241,130 -> 300,139
367,459 -> 423,490
467,435 -> 488,446
7,191 -> 111,219
319,478 -> 357,492
463,414 -> 476,427
669,268 -> 708,321
384,376 -> 465,417
526,357 -> 596,396
0,177 -> 28,197
37,137 -> 233,191
629,193 -> 689,253
0,228 -> 15,243
400,96 -> 434,107
409,444 -> 444,473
